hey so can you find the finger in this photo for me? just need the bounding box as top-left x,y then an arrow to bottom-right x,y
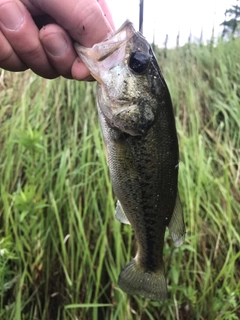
21,0 -> 43,15
98,0 -> 115,31
0,29 -> 27,71
39,24 -> 77,79
31,0 -> 114,80
0,0 -> 58,78
72,0 -> 115,80
71,58 -> 92,81
32,0 -> 113,45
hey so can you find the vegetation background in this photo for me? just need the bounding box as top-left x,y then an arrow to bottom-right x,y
0,33 -> 240,319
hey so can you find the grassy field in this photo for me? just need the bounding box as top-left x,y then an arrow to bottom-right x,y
0,38 -> 240,320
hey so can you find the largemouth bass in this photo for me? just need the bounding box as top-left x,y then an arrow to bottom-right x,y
75,20 -> 185,301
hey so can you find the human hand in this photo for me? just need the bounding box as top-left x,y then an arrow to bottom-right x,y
0,0 -> 114,80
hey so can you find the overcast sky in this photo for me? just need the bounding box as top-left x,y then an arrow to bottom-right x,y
108,0 -> 238,47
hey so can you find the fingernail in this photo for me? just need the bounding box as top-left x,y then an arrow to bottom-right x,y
0,2 -> 24,31
43,33 -> 68,57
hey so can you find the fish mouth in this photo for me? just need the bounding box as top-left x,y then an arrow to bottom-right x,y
75,20 -> 135,60
74,21 -> 137,83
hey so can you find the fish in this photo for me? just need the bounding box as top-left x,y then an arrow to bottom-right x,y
75,20 -> 185,301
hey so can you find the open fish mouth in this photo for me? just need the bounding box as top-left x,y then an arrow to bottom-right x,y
74,21 -> 136,82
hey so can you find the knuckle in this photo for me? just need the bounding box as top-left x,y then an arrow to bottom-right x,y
0,46 -> 13,64
0,48 -> 27,71
19,43 -> 45,64
71,2 -> 95,34
20,43 -> 40,58
22,0 -> 43,14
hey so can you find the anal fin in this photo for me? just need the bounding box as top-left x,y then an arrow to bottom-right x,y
168,193 -> 185,247
115,200 -> 131,224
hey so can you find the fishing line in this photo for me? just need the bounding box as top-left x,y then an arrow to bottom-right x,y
139,0 -> 144,33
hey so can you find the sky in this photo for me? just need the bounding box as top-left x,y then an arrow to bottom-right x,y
108,0 -> 238,48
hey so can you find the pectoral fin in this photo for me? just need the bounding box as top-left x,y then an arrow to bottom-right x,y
115,200 -> 131,224
168,193 -> 185,247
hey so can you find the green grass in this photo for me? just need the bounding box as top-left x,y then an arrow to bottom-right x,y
0,38 -> 240,319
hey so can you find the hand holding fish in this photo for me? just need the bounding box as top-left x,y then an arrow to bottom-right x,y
0,0 -> 114,79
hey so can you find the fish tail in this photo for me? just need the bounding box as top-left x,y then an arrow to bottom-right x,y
118,258 -> 167,301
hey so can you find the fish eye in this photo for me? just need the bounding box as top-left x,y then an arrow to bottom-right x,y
129,52 -> 149,74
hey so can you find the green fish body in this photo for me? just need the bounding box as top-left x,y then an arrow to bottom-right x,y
75,20 -> 185,301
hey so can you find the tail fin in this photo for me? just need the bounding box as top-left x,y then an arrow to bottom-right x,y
118,258 -> 167,301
